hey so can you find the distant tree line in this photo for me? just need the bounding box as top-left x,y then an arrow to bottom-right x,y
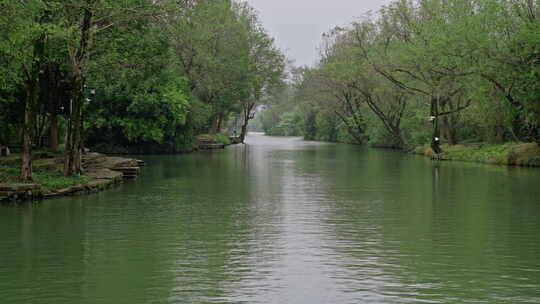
261,0 -> 539,152
0,0 -> 286,180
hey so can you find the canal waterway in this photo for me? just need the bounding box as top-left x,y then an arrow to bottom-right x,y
1,133 -> 540,303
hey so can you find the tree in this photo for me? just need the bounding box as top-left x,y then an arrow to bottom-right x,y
58,0 -> 170,175
171,0 -> 252,134
470,0 -> 540,147
236,3 -> 286,143
318,27 -> 409,147
0,1 -> 55,180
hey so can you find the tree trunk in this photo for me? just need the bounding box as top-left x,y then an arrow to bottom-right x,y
21,87 -> 35,181
439,97 -> 459,146
493,124 -> 505,143
240,103 -> 256,143
391,126 -> 405,149
430,97 -> 442,154
216,112 -> 224,133
210,114 -> 220,134
64,4 -> 93,176
35,112 -> 47,148
43,63 -> 62,153
240,123 -> 248,143
441,115 -> 457,145
334,111 -> 363,145
20,33 -> 45,180
49,112 -> 59,152
64,78 -> 83,176
240,111 -> 249,144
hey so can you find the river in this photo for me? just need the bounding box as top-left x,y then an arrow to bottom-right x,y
1,133 -> 540,304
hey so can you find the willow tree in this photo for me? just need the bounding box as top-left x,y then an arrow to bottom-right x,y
316,26 -> 410,147
237,3 -> 286,143
172,0 -> 254,134
468,0 -> 540,147
349,0 -> 480,152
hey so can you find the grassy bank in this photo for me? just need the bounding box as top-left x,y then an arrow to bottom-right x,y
1,153 -> 143,203
197,133 -> 232,146
0,156 -> 92,192
414,142 -> 540,167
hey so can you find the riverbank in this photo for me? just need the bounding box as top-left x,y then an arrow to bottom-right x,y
259,134 -> 540,168
414,142 -> 540,167
89,133 -> 238,154
0,153 -> 144,204
0,133 -> 241,204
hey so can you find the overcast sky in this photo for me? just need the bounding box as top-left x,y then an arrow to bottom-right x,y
245,0 -> 393,67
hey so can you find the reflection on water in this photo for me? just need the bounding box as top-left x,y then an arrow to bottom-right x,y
1,133 -> 540,304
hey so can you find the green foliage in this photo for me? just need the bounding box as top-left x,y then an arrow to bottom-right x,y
315,111 -> 339,142
0,0 -> 285,161
262,0 -> 540,153
2,0 -> 538,170
172,1 -> 250,117
214,134 -> 232,146
265,111 -> 302,136
0,165 -> 19,183
88,76 -> 191,145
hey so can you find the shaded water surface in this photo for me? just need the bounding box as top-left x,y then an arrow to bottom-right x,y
1,134 -> 540,303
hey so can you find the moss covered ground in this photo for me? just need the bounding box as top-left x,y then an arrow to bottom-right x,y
0,155 -> 91,192
414,142 -> 540,167
197,133 -> 232,146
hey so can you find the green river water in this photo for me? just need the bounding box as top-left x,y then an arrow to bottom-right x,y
1,133 -> 540,304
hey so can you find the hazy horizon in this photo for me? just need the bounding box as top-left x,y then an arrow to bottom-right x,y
245,0 -> 393,67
